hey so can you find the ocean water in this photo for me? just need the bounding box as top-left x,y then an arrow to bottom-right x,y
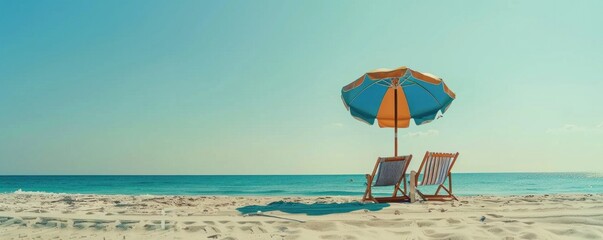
0,173 -> 601,196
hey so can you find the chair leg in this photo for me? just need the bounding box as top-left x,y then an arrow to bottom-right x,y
395,185 -> 407,199
435,185 -> 443,195
415,189 -> 427,201
440,186 -> 458,201
416,175 -> 458,201
389,176 -> 409,200
400,176 -> 409,198
402,176 -> 407,196
392,184 -> 399,198
397,186 -> 406,197
363,175 -> 374,202
445,174 -> 457,200
363,185 -> 376,202
448,174 -> 455,199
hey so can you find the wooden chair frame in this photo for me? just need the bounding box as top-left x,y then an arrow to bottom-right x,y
413,152 -> 459,201
362,155 -> 412,203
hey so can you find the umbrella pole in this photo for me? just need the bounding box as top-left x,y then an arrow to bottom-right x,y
394,87 -> 398,157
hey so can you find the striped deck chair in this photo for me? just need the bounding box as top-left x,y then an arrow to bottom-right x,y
412,152 -> 460,201
362,155 -> 412,203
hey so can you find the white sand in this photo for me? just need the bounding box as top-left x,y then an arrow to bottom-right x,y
0,193 -> 602,239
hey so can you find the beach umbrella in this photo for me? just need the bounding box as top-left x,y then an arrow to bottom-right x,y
341,66 -> 456,156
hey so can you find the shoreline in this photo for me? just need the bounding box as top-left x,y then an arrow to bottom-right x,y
3,190 -> 601,198
1,193 -> 602,239
2,173 -> 600,198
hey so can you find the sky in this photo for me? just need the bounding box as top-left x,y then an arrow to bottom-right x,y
1,0 -> 602,174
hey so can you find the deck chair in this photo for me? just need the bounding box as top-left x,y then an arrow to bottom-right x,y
362,155 -> 412,203
411,152 -> 459,201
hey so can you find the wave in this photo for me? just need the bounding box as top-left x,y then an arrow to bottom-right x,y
310,191 -> 360,196
13,189 -> 67,195
184,189 -> 288,195
584,172 -> 603,178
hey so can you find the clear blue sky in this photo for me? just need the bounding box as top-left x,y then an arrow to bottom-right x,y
1,1 -> 602,174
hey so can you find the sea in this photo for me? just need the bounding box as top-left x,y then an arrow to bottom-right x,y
0,173 -> 601,196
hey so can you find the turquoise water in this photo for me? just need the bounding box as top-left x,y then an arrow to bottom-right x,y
0,173 -> 601,196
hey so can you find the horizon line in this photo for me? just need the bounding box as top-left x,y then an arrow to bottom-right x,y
0,171 -> 597,176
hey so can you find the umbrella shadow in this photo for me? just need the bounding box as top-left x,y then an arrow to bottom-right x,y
237,201 -> 389,216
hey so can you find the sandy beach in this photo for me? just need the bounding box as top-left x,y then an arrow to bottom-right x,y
0,193 -> 601,240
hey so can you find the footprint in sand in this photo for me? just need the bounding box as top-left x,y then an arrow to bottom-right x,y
320,234 -> 357,240
297,222 -> 337,232
143,221 -> 173,231
446,218 -> 461,224
237,221 -> 262,225
206,234 -> 221,239
204,225 -> 221,234
0,216 -> 14,224
486,226 -> 505,234
33,218 -> 67,228
366,220 -> 409,228
239,225 -> 267,234
520,232 -> 538,240
416,221 -> 435,227
276,226 -> 288,232
183,225 -> 204,232
2,217 -> 24,227
73,219 -> 113,229
116,220 -> 139,230
341,221 -> 365,228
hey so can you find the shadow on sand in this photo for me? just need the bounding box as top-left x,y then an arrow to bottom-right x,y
237,201 -> 389,216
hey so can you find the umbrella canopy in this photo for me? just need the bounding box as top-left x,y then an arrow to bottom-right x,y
341,66 -> 456,156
